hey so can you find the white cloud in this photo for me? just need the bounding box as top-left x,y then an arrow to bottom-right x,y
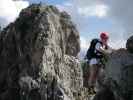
74,0 -> 133,39
56,1 -> 75,15
61,0 -> 130,49
79,37 -> 89,59
14,0 -> 29,12
0,0 -> 29,27
63,2 -> 73,7
73,0 -> 108,18
109,40 -> 126,49
103,0 -> 133,39
78,4 -> 108,18
80,37 -> 89,50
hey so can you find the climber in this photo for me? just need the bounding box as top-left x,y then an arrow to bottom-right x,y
85,32 -> 113,93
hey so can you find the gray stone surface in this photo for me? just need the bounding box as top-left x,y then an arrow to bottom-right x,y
104,49 -> 133,100
0,4 -> 84,100
92,35 -> 133,100
126,36 -> 133,53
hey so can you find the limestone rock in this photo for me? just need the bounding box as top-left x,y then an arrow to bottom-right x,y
0,4 -> 83,100
104,49 -> 133,100
126,36 -> 133,53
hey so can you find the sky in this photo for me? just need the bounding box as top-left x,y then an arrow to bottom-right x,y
0,0 -> 133,57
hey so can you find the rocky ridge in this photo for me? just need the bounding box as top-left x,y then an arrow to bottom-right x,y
94,46 -> 133,100
0,4 -> 86,100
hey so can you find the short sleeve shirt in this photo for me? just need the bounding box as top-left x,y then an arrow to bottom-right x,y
95,42 -> 102,51
95,42 -> 104,55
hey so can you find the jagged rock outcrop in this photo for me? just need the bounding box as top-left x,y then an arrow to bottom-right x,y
106,49 -> 133,100
97,48 -> 133,100
92,36 -> 133,100
126,36 -> 133,53
0,4 -> 83,100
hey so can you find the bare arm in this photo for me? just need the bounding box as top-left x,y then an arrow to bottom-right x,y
99,46 -> 112,54
95,43 -> 112,54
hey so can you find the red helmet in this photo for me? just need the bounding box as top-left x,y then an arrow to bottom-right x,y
100,32 -> 109,40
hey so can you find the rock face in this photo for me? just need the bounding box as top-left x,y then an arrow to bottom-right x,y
126,36 -> 133,53
0,4 -> 83,100
104,48 -> 133,100
93,36 -> 133,100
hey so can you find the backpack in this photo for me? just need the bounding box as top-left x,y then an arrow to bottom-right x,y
86,39 -> 103,60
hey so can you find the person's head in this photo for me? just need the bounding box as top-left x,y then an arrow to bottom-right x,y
100,32 -> 109,45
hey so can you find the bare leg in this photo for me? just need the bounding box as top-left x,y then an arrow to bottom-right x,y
88,64 -> 100,88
